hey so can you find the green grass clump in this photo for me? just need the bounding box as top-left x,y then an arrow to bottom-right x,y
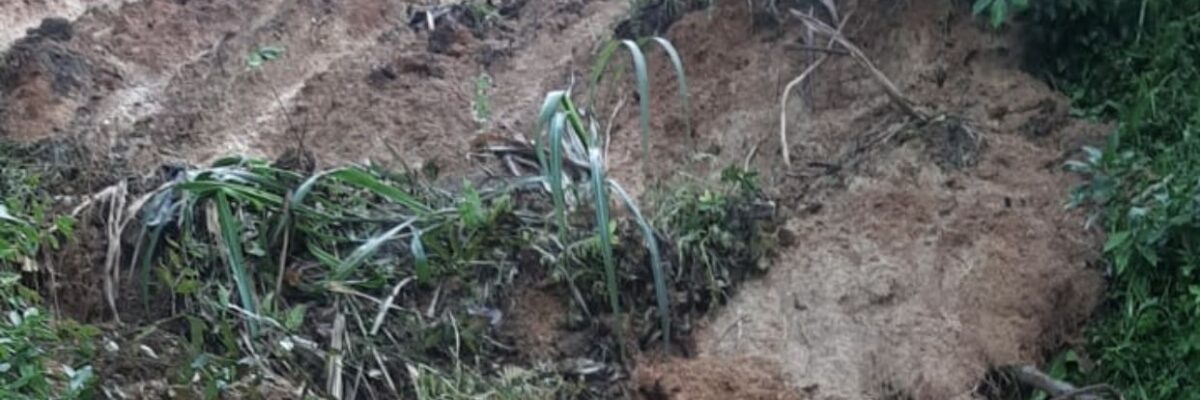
1033,1 -> 1200,398
652,167 -> 779,310
128,157 -> 548,397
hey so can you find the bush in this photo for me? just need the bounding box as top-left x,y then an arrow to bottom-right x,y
1034,0 -> 1200,398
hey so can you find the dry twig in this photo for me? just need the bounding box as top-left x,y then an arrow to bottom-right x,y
791,10 -> 929,122
779,9 -> 850,167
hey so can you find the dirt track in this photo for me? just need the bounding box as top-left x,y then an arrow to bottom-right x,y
1,0 -> 1105,398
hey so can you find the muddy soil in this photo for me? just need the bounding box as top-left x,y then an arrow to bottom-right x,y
1,0 -> 1106,398
637,1 -> 1106,399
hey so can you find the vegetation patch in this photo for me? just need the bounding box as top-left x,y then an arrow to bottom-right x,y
0,28 -> 783,398
1018,0 -> 1200,398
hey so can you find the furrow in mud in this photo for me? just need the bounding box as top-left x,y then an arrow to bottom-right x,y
2,0 -> 631,177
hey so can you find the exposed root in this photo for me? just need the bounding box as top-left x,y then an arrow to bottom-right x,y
780,7 -> 985,172
1011,365 -> 1122,400
778,6 -> 849,167
790,10 -> 929,122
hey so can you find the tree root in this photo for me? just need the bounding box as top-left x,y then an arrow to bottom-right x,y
1011,365 -> 1122,400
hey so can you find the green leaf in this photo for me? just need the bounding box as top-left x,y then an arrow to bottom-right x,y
610,181 -> 671,350
215,191 -> 258,336
533,91 -> 568,174
134,224 -> 166,310
547,112 -> 569,243
618,40 -> 653,174
1104,230 -> 1132,252
284,305 -> 307,331
458,180 -> 484,230
588,149 -> 620,317
334,218 -> 418,281
295,168 -> 432,214
972,0 -> 993,15
990,0 -> 1007,27
587,41 -> 623,108
649,37 -> 691,138
411,229 -> 431,285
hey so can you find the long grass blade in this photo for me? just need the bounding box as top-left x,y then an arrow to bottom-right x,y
618,40 -> 652,175
135,224 -> 165,311
535,91 -> 568,174
288,167 -> 433,214
334,218 -> 418,281
410,228 -> 431,285
215,191 -> 259,336
588,149 -> 620,316
649,37 -> 691,138
548,113 -> 569,243
587,40 -> 623,109
609,180 -> 670,350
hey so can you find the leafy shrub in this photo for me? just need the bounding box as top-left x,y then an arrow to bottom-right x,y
1037,0 -> 1200,398
0,274 -> 98,400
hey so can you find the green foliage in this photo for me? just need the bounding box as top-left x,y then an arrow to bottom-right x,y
587,38 -> 690,175
652,167 -> 777,307
1041,1 -> 1200,397
0,146 -> 92,399
534,37 -> 689,349
128,158 -> 538,396
971,0 -> 1029,27
0,274 -> 97,399
0,151 -> 74,270
472,72 -> 493,128
245,46 -> 284,69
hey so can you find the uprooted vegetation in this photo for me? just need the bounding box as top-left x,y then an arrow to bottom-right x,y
0,25 -> 784,397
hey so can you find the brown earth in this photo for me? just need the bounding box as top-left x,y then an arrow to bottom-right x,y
0,0 -> 1106,398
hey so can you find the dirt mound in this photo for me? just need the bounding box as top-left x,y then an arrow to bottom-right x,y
0,0 -> 624,175
629,0 -> 1107,398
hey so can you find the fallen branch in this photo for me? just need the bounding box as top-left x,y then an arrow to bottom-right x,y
778,9 -> 851,167
785,44 -> 850,56
1011,365 -> 1121,400
791,10 -> 929,122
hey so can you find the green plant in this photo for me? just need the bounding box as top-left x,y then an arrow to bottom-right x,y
586,38 -> 690,174
652,167 -> 776,307
1044,1 -> 1200,398
0,155 -> 74,271
530,37 -> 689,349
972,0 -> 1029,27
245,46 -> 284,69
471,72 -> 493,128
0,274 -> 97,399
